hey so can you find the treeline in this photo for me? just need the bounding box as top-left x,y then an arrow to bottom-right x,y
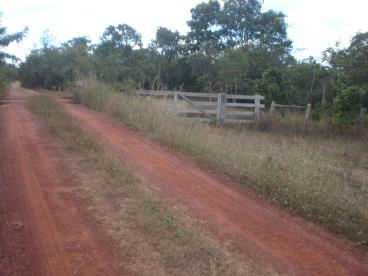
17,0 -> 368,125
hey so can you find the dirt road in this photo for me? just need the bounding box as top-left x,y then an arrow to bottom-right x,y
0,84 -> 122,275
1,84 -> 368,275
62,97 -> 368,275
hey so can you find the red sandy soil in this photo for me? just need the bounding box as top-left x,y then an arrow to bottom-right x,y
0,84 -> 124,275
61,94 -> 368,276
1,83 -> 367,275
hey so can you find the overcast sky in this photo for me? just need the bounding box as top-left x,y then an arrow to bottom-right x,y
1,0 -> 368,62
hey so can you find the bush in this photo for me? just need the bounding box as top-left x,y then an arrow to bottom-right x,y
0,73 -> 9,99
333,86 -> 362,126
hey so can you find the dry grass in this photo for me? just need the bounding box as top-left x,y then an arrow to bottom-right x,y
0,84 -> 9,100
77,80 -> 368,246
28,95 -> 265,275
257,110 -> 367,138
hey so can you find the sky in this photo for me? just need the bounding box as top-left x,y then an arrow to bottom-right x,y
1,0 -> 368,62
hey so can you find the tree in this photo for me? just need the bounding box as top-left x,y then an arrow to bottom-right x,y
341,32 -> 368,88
256,10 -> 292,63
252,68 -> 283,104
151,27 -> 183,60
0,18 -> 27,63
101,24 -> 142,49
62,37 -> 94,79
0,16 -> 27,96
218,48 -> 250,94
187,0 -> 222,51
220,0 -> 262,47
323,32 -> 368,108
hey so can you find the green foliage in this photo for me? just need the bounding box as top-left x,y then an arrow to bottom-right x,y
102,24 -> 142,49
19,35 -> 93,89
252,68 -> 283,104
218,48 -> 250,93
333,86 -> 362,126
0,19 -> 27,62
0,17 -> 27,96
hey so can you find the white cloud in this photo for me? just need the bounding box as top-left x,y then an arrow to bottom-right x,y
263,0 -> 368,59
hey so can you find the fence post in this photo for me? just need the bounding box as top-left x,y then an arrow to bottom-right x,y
173,91 -> 178,113
255,95 -> 261,127
304,103 -> 311,121
269,101 -> 276,115
358,107 -> 367,135
216,93 -> 226,125
303,103 -> 312,130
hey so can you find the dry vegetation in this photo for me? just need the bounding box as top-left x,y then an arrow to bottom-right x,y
257,110 -> 366,138
0,85 -> 9,100
28,95 -> 265,275
77,80 -> 368,246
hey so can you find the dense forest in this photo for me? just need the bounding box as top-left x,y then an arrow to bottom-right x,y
1,0 -> 368,125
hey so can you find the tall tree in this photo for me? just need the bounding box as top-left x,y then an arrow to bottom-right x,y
101,24 -> 142,49
220,0 -> 262,47
187,0 -> 222,51
62,37 -> 93,79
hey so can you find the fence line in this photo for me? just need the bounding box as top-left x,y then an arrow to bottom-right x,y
269,101 -> 312,122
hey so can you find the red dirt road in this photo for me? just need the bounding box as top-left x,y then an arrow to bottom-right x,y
0,85 -> 122,275
62,98 -> 368,275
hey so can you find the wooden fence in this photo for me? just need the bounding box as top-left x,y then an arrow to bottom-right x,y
269,101 -> 312,123
138,90 -> 265,125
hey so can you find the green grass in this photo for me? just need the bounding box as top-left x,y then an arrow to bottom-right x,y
77,80 -> 368,246
28,95 -> 262,275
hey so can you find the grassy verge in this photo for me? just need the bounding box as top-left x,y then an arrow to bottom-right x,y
78,80 -> 368,246
0,80 -> 9,100
28,95 -> 263,275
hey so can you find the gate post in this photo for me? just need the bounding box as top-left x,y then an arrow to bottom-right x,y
255,94 -> 261,127
269,101 -> 276,115
216,93 -> 226,125
173,91 -> 178,113
304,103 -> 312,121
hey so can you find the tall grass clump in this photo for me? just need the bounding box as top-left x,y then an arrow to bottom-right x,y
78,80 -> 368,245
0,76 -> 10,100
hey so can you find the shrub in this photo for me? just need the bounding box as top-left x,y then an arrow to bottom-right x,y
333,86 -> 362,126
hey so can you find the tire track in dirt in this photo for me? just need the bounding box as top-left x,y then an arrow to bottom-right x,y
0,84 -> 123,275
62,99 -> 368,275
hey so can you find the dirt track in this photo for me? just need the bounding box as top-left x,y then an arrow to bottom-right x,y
0,85 -> 122,275
1,84 -> 368,275
62,96 -> 368,275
